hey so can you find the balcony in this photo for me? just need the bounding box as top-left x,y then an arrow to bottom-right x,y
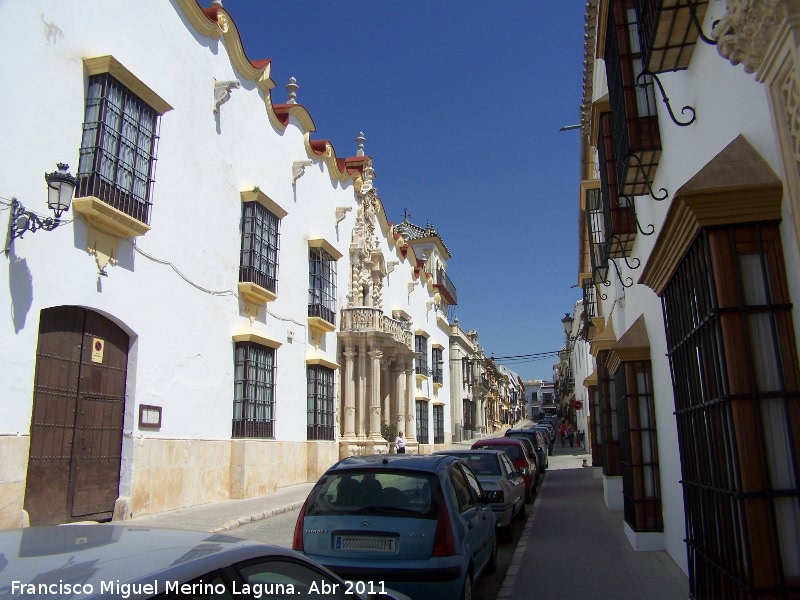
597,114 -> 637,259
605,1 -> 661,200
636,0 -> 710,74
340,307 -> 413,349
434,268 -> 458,306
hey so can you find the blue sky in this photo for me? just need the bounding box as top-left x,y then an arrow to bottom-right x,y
229,2 -> 586,381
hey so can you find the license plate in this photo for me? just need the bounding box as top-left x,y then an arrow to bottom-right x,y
334,535 -> 396,553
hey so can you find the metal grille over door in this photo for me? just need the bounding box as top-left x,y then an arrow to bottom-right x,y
24,306 -> 129,525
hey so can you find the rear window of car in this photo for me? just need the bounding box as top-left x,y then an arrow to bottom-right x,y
474,444 -> 522,461
458,455 -> 501,476
305,470 -> 442,519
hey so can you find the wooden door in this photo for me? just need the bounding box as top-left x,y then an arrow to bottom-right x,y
24,306 -> 128,525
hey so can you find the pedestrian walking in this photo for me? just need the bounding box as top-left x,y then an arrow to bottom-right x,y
559,422 -> 567,448
395,431 -> 406,454
567,423 -> 576,447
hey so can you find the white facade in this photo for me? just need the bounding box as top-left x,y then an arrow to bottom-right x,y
0,0 -> 455,528
576,0 -> 800,592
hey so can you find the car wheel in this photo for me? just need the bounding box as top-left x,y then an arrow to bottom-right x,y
486,539 -> 498,574
460,571 -> 473,600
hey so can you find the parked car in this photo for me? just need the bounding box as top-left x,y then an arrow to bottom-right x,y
433,449 -> 526,541
470,437 -> 538,502
535,420 -> 557,449
0,524 -> 411,600
529,425 -> 555,456
293,454 -> 497,600
505,428 -> 549,473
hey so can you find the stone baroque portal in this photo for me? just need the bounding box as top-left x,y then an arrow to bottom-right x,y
338,162 -> 416,457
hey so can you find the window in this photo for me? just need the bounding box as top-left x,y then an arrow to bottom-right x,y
240,202 -> 280,294
307,365 -> 335,441
596,351 -> 621,476
416,400 -> 429,445
237,559 -> 351,600
616,360 -> 662,532
77,72 -> 160,224
308,247 -> 337,325
415,335 -> 428,376
449,466 -> 476,513
462,357 -> 473,386
463,399 -> 475,431
432,347 -> 444,384
663,224 -> 800,596
233,342 -> 276,438
433,405 -> 444,444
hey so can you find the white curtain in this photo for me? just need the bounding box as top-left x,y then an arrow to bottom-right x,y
741,253 -> 800,576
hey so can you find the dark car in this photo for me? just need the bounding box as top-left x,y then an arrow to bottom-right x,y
434,449 -> 526,540
471,437 -> 538,502
294,454 -> 497,600
530,425 -> 555,455
506,428 -> 549,472
0,525 -> 411,600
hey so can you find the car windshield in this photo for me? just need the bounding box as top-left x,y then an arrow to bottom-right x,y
457,454 -> 501,476
305,470 -> 442,519
475,444 -> 522,461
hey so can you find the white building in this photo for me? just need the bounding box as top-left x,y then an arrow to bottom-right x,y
1,0 -> 455,528
575,0 -> 800,595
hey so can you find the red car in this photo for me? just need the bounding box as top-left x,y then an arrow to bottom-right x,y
471,437 -> 538,503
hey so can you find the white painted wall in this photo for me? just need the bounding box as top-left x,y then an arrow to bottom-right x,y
586,3 -> 800,576
1,0 -> 453,457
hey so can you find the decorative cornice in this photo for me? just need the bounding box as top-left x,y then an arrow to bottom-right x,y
232,331 -> 282,349
84,56 -> 172,115
640,135 -> 783,295
606,315 -> 651,374
716,0 -> 786,75
240,188 -> 288,219
590,316 -> 616,356
308,237 -> 343,260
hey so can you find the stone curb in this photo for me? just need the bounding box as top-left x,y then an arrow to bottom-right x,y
213,500 -> 306,533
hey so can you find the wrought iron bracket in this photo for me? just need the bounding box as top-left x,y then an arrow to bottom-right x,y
608,256 -> 635,288
686,0 -> 718,46
634,211 -> 656,236
624,154 -> 670,201
5,198 -> 60,256
638,71 -> 696,127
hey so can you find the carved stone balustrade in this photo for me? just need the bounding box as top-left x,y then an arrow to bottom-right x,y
340,307 -> 413,349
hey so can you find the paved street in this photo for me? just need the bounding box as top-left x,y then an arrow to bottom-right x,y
125,441 -> 689,600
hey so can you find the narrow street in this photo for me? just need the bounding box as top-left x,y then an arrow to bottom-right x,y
233,474 -> 532,600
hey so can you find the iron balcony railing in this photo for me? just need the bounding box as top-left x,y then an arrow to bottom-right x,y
597,115 -> 637,260
605,1 -> 661,199
636,0 -> 711,73
434,268 -> 458,306
340,307 -> 413,349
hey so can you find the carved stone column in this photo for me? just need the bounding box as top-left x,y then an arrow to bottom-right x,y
395,364 -> 406,437
475,394 -> 486,434
405,359 -> 417,442
357,339 -> 368,438
381,358 -> 392,426
343,347 -> 357,437
368,349 -> 384,439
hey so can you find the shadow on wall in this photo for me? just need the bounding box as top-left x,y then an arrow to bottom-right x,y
7,246 -> 33,333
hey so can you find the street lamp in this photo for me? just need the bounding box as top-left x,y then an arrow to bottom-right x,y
5,163 -> 76,256
561,312 -> 575,337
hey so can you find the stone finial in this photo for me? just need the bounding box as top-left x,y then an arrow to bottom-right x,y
356,132 -> 366,157
286,77 -> 298,104
211,0 -> 223,6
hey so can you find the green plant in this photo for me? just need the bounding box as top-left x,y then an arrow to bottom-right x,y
381,421 -> 397,444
